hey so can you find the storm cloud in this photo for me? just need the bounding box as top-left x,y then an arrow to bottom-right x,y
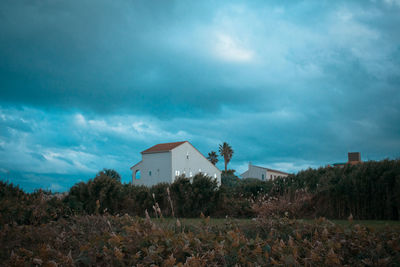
0,0 -> 399,191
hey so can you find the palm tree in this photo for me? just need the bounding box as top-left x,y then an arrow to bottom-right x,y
207,151 -> 218,165
218,142 -> 234,172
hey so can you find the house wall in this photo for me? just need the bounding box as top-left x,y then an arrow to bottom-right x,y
242,165 -> 268,181
171,142 -> 221,185
267,170 -> 288,180
131,152 -> 172,186
241,165 -> 289,181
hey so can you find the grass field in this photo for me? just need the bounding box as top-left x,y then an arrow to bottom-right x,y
2,215 -> 399,265
301,218 -> 400,230
153,217 -> 400,231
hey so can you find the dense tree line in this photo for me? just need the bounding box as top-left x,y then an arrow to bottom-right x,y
0,170 -> 254,225
65,159 -> 400,220
221,160 -> 400,220
264,159 -> 400,220
65,171 -> 253,219
0,181 -> 71,225
1,159 -> 399,225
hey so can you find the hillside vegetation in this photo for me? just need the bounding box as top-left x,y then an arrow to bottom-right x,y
1,159 -> 400,265
265,159 -> 400,220
1,159 -> 399,226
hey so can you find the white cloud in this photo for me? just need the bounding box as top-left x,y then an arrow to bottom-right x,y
0,168 -> 9,173
213,33 -> 254,62
75,113 -> 86,125
41,148 -> 99,174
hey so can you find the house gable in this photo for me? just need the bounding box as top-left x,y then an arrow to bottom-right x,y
171,141 -> 221,184
241,164 -> 289,181
131,141 -> 221,186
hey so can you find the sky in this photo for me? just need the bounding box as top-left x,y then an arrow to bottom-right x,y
1,0 -> 400,192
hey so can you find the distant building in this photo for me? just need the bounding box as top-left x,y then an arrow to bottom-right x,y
130,141 -> 221,186
348,152 -> 361,164
241,163 -> 290,181
331,152 -> 362,167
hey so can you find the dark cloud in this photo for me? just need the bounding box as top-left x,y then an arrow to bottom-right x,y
0,0 -> 231,117
0,0 -> 399,191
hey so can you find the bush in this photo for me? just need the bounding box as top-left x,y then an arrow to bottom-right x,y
0,181 -> 71,226
169,174 -> 220,217
66,172 -> 123,215
66,172 -> 233,218
238,178 -> 272,198
221,170 -> 240,188
252,190 -> 313,219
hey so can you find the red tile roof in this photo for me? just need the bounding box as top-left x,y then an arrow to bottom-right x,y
141,141 -> 187,154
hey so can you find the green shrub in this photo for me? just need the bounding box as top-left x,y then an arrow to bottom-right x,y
0,181 -> 71,226
265,159 -> 400,220
66,172 -> 123,214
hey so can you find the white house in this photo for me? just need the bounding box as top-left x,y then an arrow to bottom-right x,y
131,141 -> 221,186
241,163 -> 289,181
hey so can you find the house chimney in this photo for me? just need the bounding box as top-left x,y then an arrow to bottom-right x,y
348,152 -> 361,163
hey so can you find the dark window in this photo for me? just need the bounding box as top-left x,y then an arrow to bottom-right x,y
262,174 -> 265,180
149,171 -> 152,176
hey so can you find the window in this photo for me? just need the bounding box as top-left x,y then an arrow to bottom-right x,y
175,170 -> 180,176
149,171 -> 152,176
262,174 -> 265,181
214,173 -> 217,178
190,172 -> 193,177
186,152 -> 189,159
135,170 -> 141,179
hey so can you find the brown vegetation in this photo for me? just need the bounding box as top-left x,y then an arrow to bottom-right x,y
1,214 -> 399,266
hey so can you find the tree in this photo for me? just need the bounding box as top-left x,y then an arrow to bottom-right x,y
67,172 -> 122,214
207,151 -> 219,165
100,169 -> 121,182
221,171 -> 240,187
219,142 -> 234,172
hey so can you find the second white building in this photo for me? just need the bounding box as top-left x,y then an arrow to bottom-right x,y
241,163 -> 289,181
131,141 -> 221,186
